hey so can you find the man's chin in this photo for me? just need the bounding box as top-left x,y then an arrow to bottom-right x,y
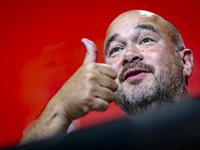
121,79 -> 151,95
114,80 -> 158,114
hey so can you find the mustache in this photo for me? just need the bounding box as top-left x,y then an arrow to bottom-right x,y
118,61 -> 155,83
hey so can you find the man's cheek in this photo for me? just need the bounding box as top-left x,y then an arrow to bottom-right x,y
146,44 -> 167,63
107,59 -> 121,73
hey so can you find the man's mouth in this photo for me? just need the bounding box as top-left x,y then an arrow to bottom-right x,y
124,69 -> 148,81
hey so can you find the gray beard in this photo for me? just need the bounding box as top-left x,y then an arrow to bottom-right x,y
114,53 -> 185,115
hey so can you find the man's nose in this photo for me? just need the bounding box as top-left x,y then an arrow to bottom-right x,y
122,44 -> 143,65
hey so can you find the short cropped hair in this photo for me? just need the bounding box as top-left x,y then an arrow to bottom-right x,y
166,20 -> 185,52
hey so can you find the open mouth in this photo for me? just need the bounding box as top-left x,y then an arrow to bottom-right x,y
124,70 -> 148,81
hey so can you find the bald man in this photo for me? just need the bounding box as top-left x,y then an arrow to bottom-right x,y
18,10 -> 194,145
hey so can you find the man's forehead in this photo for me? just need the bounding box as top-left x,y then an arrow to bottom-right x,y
106,10 -> 160,37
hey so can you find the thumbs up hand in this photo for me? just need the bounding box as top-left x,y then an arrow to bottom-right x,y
53,38 -> 118,121
18,38 -> 118,144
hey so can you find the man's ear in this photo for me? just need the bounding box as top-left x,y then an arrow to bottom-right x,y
179,49 -> 194,78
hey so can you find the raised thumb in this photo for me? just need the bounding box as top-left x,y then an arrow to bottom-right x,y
82,38 -> 97,64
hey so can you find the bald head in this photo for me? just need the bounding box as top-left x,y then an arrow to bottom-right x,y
104,10 -> 185,58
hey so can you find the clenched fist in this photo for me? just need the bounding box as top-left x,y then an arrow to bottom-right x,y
56,38 -> 118,120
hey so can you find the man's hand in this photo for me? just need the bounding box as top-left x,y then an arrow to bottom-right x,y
55,38 -> 118,120
18,38 -> 118,145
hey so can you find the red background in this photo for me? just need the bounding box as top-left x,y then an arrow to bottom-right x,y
0,0 -> 200,148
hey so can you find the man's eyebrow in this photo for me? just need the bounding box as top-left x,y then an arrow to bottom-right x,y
105,33 -> 119,55
135,24 -> 158,33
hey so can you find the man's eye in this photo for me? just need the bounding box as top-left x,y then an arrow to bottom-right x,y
111,47 -> 122,54
141,38 -> 152,44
